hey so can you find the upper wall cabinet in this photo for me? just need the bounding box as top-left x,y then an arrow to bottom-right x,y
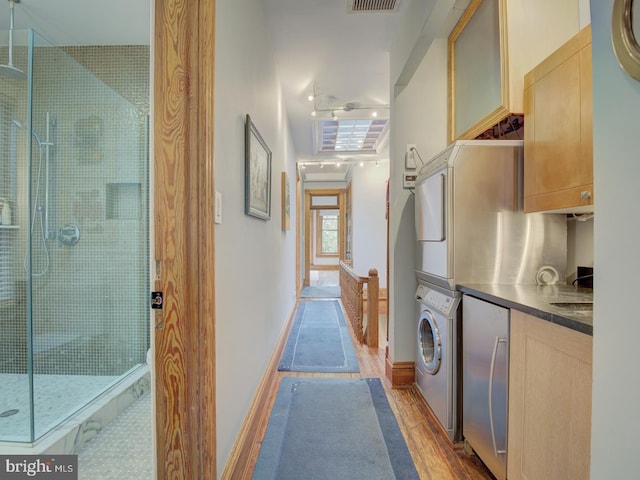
448,0 -> 581,143
523,26 -> 593,213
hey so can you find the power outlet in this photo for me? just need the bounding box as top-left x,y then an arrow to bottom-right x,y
576,266 -> 593,288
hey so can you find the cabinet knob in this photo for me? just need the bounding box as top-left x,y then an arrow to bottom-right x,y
580,191 -> 592,200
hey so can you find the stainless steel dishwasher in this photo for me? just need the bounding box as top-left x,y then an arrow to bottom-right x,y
462,294 -> 509,480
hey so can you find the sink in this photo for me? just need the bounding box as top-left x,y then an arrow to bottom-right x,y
548,302 -> 593,311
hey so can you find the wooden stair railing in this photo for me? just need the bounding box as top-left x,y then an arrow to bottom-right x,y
339,261 -> 379,348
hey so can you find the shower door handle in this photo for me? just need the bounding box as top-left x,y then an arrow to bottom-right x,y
152,291 -> 164,330
151,291 -> 164,309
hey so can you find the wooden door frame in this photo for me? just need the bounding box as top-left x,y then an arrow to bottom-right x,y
154,1 -> 216,478
296,171 -> 302,296
303,189 -> 346,286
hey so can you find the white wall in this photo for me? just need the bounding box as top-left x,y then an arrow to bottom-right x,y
389,37 -> 448,363
590,1 -> 640,476
214,0 -> 297,475
351,157 -> 390,288
390,0 -> 455,92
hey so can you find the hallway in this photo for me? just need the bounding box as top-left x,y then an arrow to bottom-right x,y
236,296 -> 494,479
301,270 -> 342,299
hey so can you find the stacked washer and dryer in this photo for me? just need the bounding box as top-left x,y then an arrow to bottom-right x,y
413,140 -> 566,443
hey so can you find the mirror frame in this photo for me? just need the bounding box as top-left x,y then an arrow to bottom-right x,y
612,0 -> 640,81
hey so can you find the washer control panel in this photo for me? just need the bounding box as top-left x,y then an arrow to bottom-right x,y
416,284 -> 459,316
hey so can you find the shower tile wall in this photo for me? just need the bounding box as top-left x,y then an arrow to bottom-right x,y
0,43 -> 150,380
35,44 -> 149,377
61,46 -> 149,115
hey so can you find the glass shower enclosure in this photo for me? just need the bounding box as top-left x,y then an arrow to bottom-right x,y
0,28 -> 149,445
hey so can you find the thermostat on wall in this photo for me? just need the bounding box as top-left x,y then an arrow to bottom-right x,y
403,171 -> 417,189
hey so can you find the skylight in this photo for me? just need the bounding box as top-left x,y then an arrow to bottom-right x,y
317,118 -> 388,153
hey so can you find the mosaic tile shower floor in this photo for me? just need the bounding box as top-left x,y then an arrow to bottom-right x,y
78,391 -> 152,479
0,373 -> 118,442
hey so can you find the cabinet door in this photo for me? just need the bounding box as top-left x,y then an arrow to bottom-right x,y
449,0 -> 506,142
508,310 -> 592,480
524,26 -> 593,213
462,295 -> 509,480
579,45 -> 594,191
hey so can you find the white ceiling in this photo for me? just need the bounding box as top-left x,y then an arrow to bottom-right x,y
263,0 -> 404,163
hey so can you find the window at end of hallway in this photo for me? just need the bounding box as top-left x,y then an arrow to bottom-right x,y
319,213 -> 338,256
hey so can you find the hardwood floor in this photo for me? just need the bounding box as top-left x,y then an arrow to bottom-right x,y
226,299 -> 494,479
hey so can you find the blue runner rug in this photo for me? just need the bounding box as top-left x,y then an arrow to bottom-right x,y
252,377 -> 419,480
278,300 -> 359,373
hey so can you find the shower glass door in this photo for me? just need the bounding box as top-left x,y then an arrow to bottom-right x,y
0,28 -> 149,444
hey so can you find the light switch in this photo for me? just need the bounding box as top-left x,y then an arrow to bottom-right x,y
215,191 -> 222,224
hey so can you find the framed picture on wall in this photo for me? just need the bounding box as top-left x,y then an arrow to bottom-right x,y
281,172 -> 290,231
245,114 -> 272,220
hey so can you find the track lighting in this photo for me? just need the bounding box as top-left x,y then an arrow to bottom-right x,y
311,104 -> 388,118
307,85 -> 317,103
307,91 -> 389,119
297,159 -> 385,169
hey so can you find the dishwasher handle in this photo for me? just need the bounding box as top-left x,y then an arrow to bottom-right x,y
489,336 -> 508,456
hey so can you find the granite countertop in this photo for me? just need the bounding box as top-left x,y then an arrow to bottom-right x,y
457,283 -> 593,336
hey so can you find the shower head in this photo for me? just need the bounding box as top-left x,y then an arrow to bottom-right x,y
12,118 -> 43,147
1,0 -> 26,80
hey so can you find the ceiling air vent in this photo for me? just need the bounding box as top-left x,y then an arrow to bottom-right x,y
348,0 -> 400,13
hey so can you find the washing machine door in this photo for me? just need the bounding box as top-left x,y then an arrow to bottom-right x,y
418,310 -> 442,375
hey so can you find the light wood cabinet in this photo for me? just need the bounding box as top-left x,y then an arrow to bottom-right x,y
523,26 -> 593,213
507,310 -> 592,480
448,0 -> 581,143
